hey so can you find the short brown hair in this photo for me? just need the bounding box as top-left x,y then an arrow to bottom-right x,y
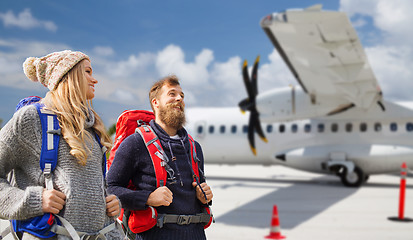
149,75 -> 180,112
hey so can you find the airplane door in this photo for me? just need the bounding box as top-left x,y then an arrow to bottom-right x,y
194,120 -> 207,140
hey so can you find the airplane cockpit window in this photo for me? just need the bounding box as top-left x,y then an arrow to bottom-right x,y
345,123 -> 352,132
304,124 -> 311,133
317,123 -> 324,133
267,125 -> 273,133
406,123 -> 413,132
390,122 -> 398,132
243,125 -> 248,133
279,124 -> 285,133
360,123 -> 367,132
209,125 -> 214,134
331,123 -> 338,132
291,124 -> 298,133
231,125 -> 237,134
197,126 -> 203,134
374,123 -> 382,132
220,125 -> 225,134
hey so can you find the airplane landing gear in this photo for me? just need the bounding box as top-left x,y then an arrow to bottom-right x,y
340,166 -> 364,187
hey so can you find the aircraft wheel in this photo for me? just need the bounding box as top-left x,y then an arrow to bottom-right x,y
340,166 -> 364,187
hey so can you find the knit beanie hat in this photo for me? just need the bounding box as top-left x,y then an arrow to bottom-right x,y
23,50 -> 90,91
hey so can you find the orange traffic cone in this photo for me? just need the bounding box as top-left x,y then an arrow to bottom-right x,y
265,205 -> 286,239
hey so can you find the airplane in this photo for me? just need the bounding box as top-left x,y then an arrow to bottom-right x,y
185,4 -> 413,187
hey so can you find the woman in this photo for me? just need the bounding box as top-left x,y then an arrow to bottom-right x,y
0,50 -> 122,239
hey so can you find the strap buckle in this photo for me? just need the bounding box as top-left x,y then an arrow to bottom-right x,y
80,233 -> 101,240
177,215 -> 192,225
43,163 -> 53,190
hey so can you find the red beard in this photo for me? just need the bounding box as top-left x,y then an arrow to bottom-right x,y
159,102 -> 186,130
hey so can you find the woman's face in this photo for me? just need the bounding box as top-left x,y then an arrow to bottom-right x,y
83,60 -> 98,100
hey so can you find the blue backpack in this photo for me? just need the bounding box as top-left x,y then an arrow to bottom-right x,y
1,96 -> 109,239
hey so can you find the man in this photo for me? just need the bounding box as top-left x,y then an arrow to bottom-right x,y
107,75 -> 213,239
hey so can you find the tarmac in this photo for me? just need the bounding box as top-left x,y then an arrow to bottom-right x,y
1,164 -> 412,240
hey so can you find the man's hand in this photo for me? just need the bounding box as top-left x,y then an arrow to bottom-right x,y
146,186 -> 173,207
192,182 -> 213,204
106,194 -> 120,217
42,189 -> 66,214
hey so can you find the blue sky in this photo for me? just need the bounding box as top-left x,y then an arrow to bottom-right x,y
1,0 -> 413,126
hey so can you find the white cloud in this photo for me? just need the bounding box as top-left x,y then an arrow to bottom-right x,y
0,9 -> 57,32
112,89 -> 135,102
351,18 -> 367,28
155,45 -> 213,86
259,50 -> 296,91
0,39 -> 69,91
210,56 -> 242,90
340,0 -> 413,45
339,0 -> 377,17
105,52 -> 156,79
366,46 -> 413,100
92,46 -> 114,56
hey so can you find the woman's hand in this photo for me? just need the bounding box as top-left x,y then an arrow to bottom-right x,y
42,189 -> 66,214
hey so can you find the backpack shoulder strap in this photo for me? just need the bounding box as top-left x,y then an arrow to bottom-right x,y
187,134 -> 200,179
93,133 -> 108,179
34,103 -> 61,190
135,126 -> 167,187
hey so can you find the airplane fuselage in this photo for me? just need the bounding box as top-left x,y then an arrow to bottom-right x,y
186,100 -> 413,177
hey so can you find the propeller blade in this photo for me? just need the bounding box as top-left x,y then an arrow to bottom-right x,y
377,101 -> 385,111
251,56 -> 260,96
248,113 -> 257,155
242,60 -> 254,100
238,98 -> 249,112
252,112 -> 268,143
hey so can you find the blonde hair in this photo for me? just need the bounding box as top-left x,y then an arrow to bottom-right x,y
42,60 -> 112,165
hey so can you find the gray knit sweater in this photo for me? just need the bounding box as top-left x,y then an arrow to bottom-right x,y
0,105 -> 122,239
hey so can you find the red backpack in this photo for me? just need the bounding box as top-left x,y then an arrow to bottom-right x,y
108,110 -> 212,239
108,110 -> 155,169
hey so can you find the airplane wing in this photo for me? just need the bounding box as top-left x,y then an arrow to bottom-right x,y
260,4 -> 382,110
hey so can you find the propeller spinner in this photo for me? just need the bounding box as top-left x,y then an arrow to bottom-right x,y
238,56 -> 268,155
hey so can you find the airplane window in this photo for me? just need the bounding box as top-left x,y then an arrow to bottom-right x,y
360,123 -> 367,132
291,124 -> 298,133
267,125 -> 273,133
345,123 -> 352,132
242,125 -> 248,133
197,126 -> 203,134
374,123 -> 382,132
304,124 -> 311,133
317,123 -> 324,133
279,124 -> 285,133
331,123 -> 338,132
208,125 -> 214,134
220,125 -> 225,134
231,125 -> 237,134
390,122 -> 397,132
406,123 -> 413,132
